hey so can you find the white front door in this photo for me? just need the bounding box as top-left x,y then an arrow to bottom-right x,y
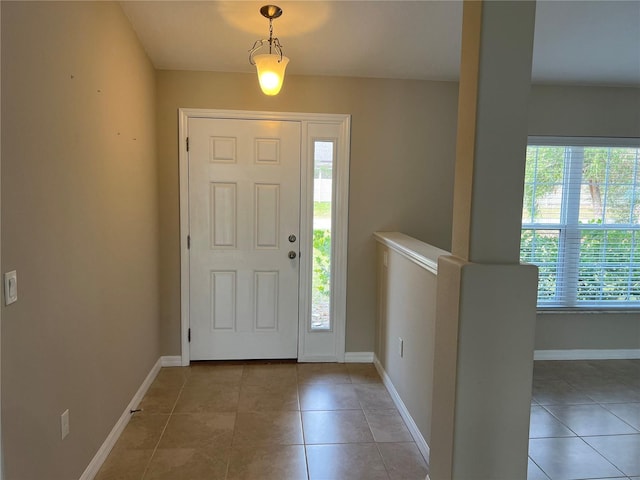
188,118 -> 301,360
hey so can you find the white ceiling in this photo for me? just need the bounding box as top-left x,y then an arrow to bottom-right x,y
120,1 -> 640,86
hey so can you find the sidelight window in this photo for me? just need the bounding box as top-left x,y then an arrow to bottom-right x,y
311,140 -> 334,330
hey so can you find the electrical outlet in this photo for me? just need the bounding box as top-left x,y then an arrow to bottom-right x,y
61,409 -> 70,440
398,337 -> 404,358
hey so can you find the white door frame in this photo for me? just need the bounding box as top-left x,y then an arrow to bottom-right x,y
0,6 -> 4,475
178,109 -> 351,365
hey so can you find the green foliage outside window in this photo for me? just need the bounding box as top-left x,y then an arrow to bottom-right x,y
577,228 -> 640,302
521,227 -> 640,303
312,229 -> 331,303
522,143 -> 640,306
520,229 -> 559,300
523,146 -> 640,223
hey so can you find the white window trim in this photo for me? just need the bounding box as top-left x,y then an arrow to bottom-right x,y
529,136 -> 640,148
298,122 -> 351,361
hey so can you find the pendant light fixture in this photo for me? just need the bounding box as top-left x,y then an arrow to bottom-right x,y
248,5 -> 289,96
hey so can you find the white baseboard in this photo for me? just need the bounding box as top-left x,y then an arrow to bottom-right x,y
344,351 -> 374,363
79,357 -> 163,480
161,355 -> 183,367
534,349 -> 640,360
298,355 -> 340,363
373,355 -> 430,465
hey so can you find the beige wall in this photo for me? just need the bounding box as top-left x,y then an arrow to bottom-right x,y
528,85 -> 640,351
536,313 -> 640,350
376,243 -> 438,446
0,4 -> 636,477
529,85 -> 640,139
156,71 -> 459,354
156,72 -> 640,355
1,2 -> 159,479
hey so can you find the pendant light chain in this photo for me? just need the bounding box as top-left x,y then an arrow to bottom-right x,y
247,5 -> 290,95
269,17 -> 274,54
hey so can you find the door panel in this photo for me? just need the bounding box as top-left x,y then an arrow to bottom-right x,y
189,118 -> 301,360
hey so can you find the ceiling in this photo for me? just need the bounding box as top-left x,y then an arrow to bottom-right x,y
120,1 -> 640,86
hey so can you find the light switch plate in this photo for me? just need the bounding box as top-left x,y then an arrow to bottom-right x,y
4,270 -> 18,305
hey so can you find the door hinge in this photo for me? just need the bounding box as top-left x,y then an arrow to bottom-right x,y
187,235 -> 191,249
186,137 -> 189,152
188,328 -> 191,343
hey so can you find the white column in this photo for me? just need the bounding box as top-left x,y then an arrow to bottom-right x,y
429,1 -> 538,478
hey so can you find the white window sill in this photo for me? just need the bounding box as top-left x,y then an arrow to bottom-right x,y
537,308 -> 640,315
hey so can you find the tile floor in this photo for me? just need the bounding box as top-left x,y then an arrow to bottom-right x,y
95,362 -> 428,480
96,359 -> 640,480
529,359 -> 640,480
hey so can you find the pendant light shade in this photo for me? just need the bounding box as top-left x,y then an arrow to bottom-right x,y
249,5 -> 289,96
253,53 -> 289,96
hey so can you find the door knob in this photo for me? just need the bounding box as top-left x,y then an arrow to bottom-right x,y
288,234 -> 297,243
288,251 -> 297,259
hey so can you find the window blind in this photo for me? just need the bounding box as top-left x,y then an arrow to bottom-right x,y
521,138 -> 640,308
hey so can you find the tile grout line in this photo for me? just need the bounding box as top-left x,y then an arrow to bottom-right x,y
140,370 -> 188,480
223,365 -> 245,480
537,404 -> 584,439
576,435 -> 628,478
102,363 -> 444,479
297,374 -> 312,480
534,401 -> 637,475
541,401 -> 640,437
597,402 -> 640,434
373,442 -> 394,480
531,360 -> 640,478
528,455 -> 552,480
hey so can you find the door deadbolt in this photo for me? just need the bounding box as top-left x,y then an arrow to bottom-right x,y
288,251 -> 297,259
288,234 -> 297,243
